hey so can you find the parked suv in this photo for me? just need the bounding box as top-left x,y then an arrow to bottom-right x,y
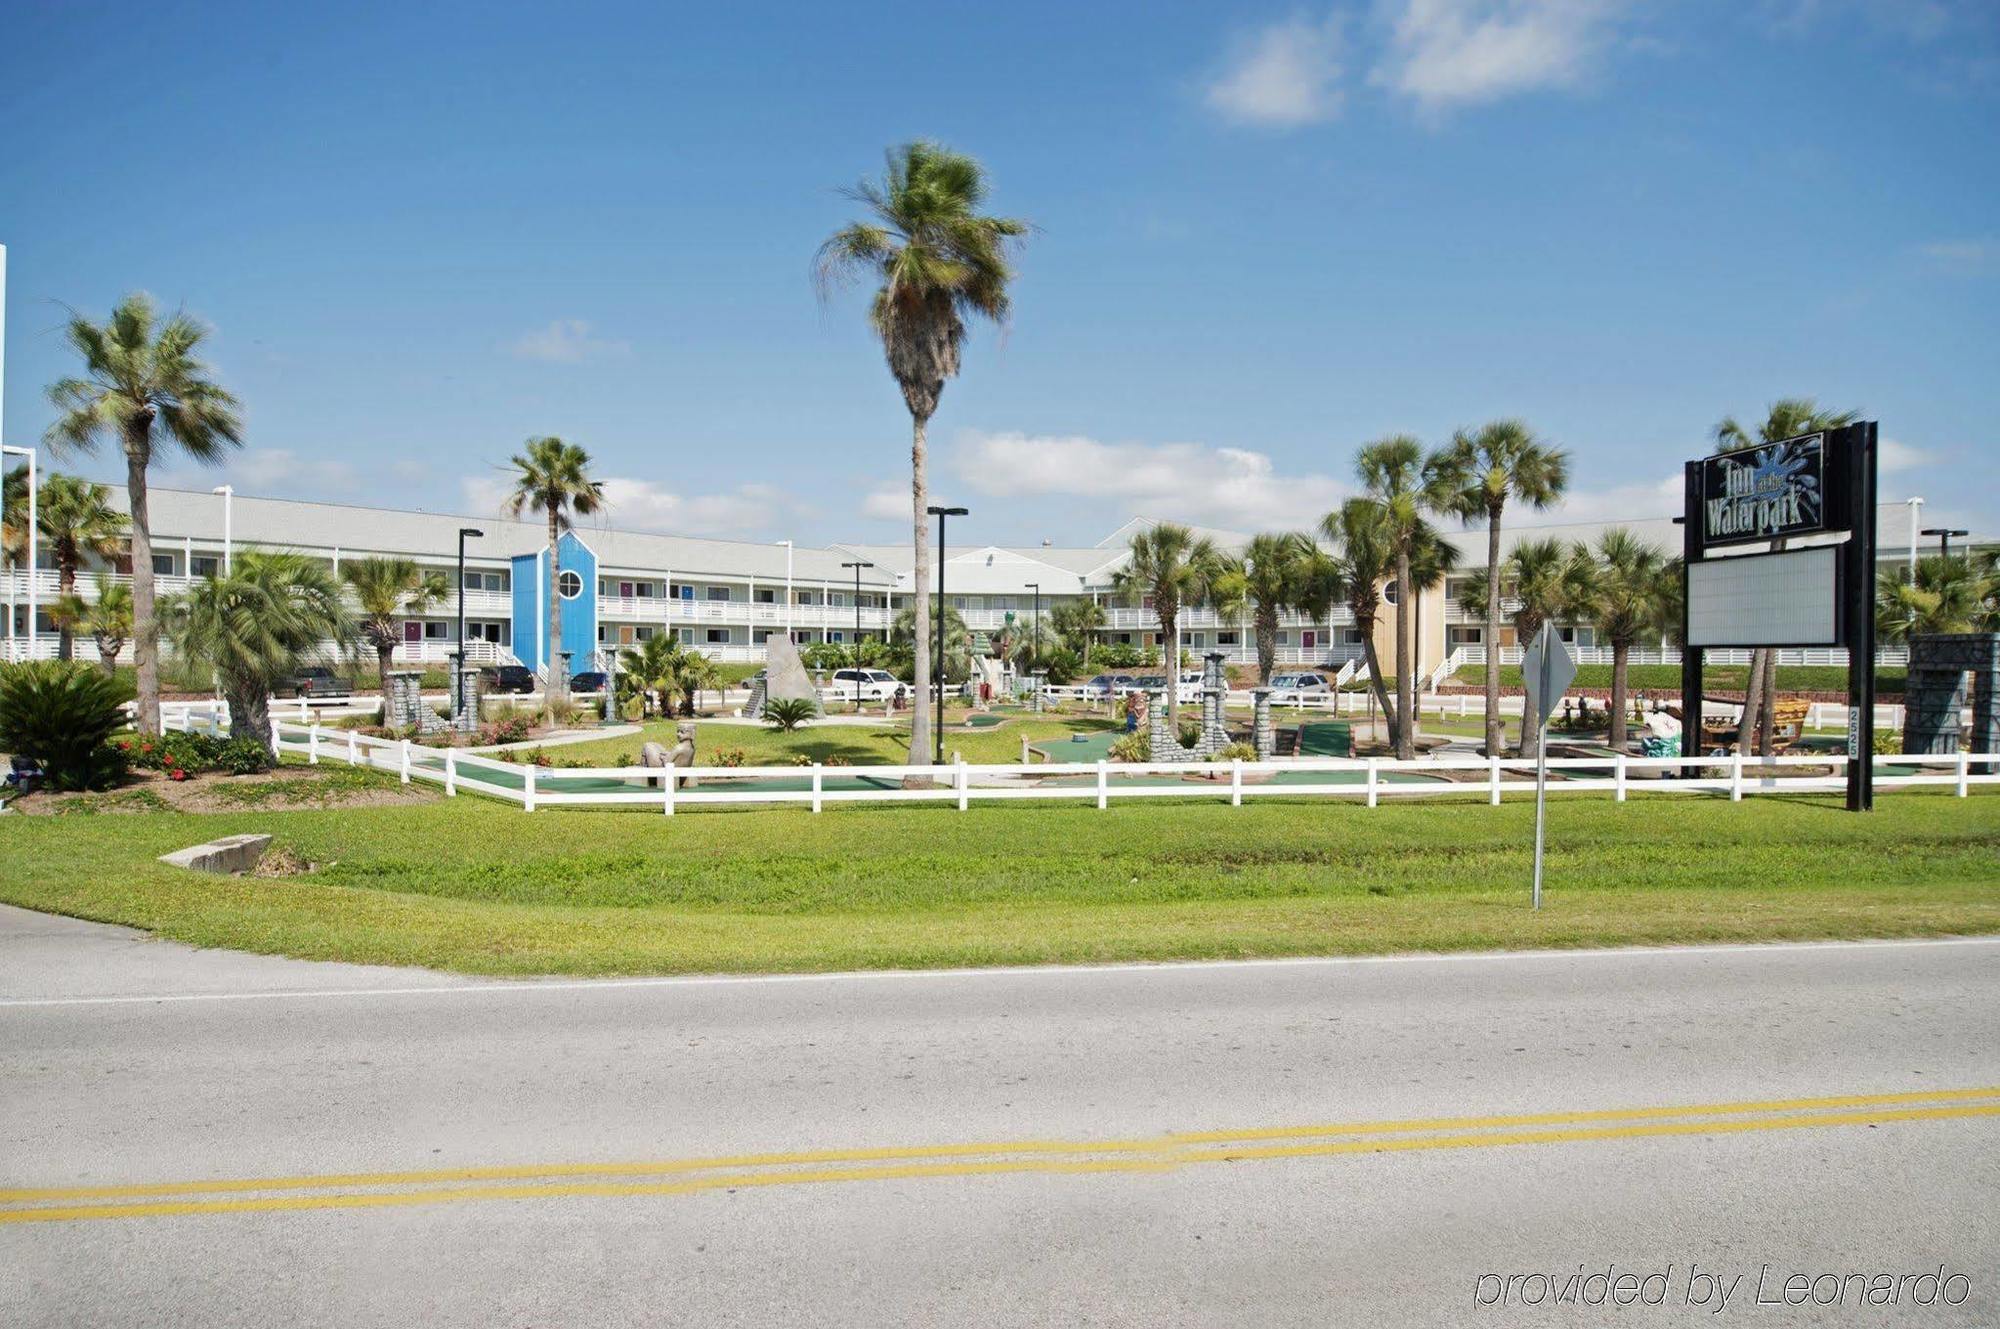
569,671 -> 609,694
822,668 -> 905,702
480,664 -> 538,694
1269,671 -> 1333,697
274,665 -> 353,700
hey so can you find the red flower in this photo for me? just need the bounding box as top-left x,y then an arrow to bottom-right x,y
170,769 -> 189,782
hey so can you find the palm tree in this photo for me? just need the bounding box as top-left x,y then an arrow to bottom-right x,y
162,552 -> 352,753
342,557 -> 449,717
29,475 -> 128,660
502,436 -> 603,714
1240,532 -> 1314,684
892,603 -> 972,684
1049,598 -> 1105,656
675,651 -> 724,716
1113,523 -> 1229,743
1318,502 -> 1397,729
1713,398 -> 1859,755
1429,421 -> 1568,757
1877,556 -> 1989,641
1357,436 -> 1455,760
620,633 -> 688,717
81,577 -> 133,675
1580,529 -> 1669,749
817,141 -> 1028,764
43,294 -> 243,732
1459,538 -> 1594,756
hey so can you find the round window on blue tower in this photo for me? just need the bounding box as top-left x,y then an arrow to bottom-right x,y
557,570 -> 584,599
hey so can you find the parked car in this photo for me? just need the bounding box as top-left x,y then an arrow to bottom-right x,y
569,671 -> 608,693
274,666 -> 353,700
821,668 -> 905,702
1082,673 -> 1137,697
480,664 -> 538,694
1269,671 -> 1333,697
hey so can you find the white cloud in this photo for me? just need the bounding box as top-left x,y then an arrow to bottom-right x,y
1879,438 -> 1932,473
508,318 -> 631,364
1915,238 -> 1995,275
1205,14 -> 1347,127
1535,472 -> 1683,525
161,447 -> 359,497
950,430 -> 1350,533
460,475 -> 808,539
1373,0 -> 1623,111
861,485 -> 911,522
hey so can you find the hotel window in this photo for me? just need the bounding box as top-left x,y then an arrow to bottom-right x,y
754,588 -> 776,604
634,626 -> 655,642
676,627 -> 695,644
670,583 -> 695,601
466,621 -> 504,644
1216,631 -> 1239,646
424,622 -> 448,640
707,586 -> 730,601
152,554 -> 177,576
190,555 -> 220,578
706,628 -> 730,644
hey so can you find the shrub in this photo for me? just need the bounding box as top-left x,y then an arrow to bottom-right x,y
213,736 -> 274,775
1873,728 -> 1902,755
0,662 -> 134,791
1108,732 -> 1149,763
1216,741 -> 1259,762
713,746 -> 748,767
762,698 -> 817,732
800,642 -> 848,671
1088,643 -> 1144,670
118,730 -> 273,777
1178,722 -> 1201,748
477,713 -> 534,746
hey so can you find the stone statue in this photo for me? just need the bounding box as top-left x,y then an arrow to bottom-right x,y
637,741 -> 669,789
672,723 -> 698,788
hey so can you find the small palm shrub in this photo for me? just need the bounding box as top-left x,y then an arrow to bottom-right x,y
0,661 -> 133,791
1216,741 -> 1259,762
1108,732 -> 1149,763
763,698 -> 817,732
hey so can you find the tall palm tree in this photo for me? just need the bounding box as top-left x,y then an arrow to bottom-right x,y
31,475 -> 128,659
1112,523 -> 1228,743
1318,502 -> 1397,729
1459,538 -> 1594,757
1876,555 -> 1989,641
44,294 -> 243,732
1581,529 -> 1669,749
503,436 -> 603,713
1357,436 -> 1455,759
342,557 -> 449,717
619,633 -> 689,717
1241,532 -> 1313,684
162,552 -> 353,754
891,603 -> 972,684
1712,398 -> 1859,755
817,141 -> 1028,764
1429,420 -> 1568,757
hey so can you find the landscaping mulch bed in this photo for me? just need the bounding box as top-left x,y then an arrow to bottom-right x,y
10,766 -> 439,816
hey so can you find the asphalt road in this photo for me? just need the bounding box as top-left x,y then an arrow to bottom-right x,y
2,904 -> 1996,1328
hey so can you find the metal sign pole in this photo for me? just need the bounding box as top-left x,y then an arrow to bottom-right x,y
1531,716 -> 1549,910
1521,622 -> 1574,911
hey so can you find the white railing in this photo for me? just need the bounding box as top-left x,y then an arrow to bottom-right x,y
1425,647 -> 1466,694
267,719 -> 1996,814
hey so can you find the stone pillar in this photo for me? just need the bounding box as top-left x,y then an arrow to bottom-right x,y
1906,633 -> 1999,772
1252,688 -> 1274,761
450,665 -> 483,733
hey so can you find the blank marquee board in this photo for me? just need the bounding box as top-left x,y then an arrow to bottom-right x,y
1685,546 -> 1841,648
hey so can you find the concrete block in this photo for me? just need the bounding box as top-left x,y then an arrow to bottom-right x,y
159,834 -> 273,875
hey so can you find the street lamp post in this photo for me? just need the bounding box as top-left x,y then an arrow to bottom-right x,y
1922,527 -> 1970,559
927,505 -> 968,766
841,559 -> 874,713
1906,497 -> 1924,576
211,485 -> 234,575
455,527 -> 483,720
1025,582 -> 1040,665
776,540 -> 794,640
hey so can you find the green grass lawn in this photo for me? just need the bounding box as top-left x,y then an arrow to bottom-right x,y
524,713 -> 1126,767
3,779 -> 1996,976
1453,663 -> 1907,695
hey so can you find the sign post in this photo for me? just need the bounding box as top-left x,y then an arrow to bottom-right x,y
1521,622 -> 1577,911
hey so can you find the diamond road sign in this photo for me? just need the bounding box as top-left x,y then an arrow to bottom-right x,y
1521,622 -> 1578,729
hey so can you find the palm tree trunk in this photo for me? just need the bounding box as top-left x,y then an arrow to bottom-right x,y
1394,551 -> 1414,761
56,557 -> 76,661
1757,648 -> 1778,756
124,440 -> 161,735
228,677 -> 273,757
1737,648 -> 1765,757
908,413 -> 933,767
1609,641 -> 1630,749
1358,613 -> 1396,742
377,641 -> 396,722
1484,507 -> 1503,757
1163,608 -> 1180,742
546,507 -> 568,713
1256,606 -> 1276,684
99,643 -> 121,676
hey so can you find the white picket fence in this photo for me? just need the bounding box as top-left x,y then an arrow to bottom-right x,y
263,719 -> 1997,815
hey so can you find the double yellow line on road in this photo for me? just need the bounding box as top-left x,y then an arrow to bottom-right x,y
6,1085 -> 1997,1226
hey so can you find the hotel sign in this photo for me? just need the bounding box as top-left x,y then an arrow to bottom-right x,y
1697,433 -> 1827,549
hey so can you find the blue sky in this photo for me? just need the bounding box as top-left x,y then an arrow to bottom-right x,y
3,0 -> 1995,547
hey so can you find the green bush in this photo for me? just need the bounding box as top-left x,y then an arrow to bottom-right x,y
762,698 -> 817,732
120,730 -> 272,777
0,662 -> 135,791
1089,644 -> 1145,670
1108,732 -> 1149,763
1216,741 -> 1259,762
